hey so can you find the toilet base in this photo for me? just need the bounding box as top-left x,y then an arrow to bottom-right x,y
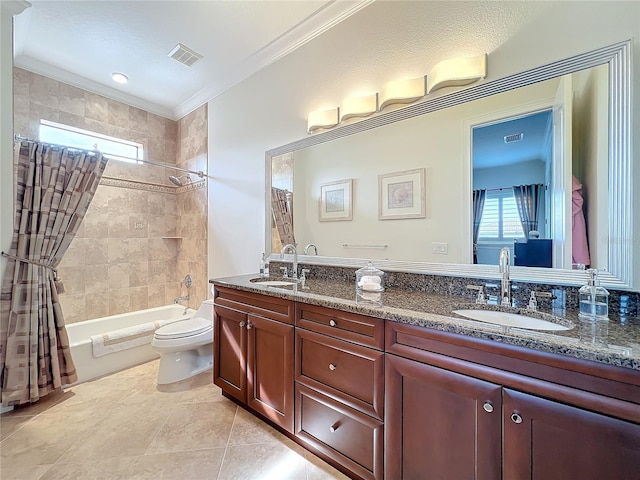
156,343 -> 213,385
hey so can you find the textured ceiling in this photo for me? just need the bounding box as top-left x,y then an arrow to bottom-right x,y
13,1 -> 551,120
13,0 -> 371,119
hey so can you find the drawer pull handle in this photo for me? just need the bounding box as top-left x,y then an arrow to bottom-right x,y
329,320 -> 337,327
329,423 -> 339,433
239,321 -> 246,327
511,412 -> 523,424
329,363 -> 337,371
483,401 -> 494,413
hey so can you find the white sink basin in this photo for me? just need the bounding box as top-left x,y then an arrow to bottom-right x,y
257,280 -> 296,287
452,309 -> 573,331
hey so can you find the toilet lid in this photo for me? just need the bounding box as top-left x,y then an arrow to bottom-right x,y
154,318 -> 212,339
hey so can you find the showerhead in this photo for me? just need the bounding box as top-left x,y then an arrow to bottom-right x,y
169,174 -> 191,186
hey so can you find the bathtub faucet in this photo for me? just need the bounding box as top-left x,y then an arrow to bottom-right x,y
174,295 -> 190,304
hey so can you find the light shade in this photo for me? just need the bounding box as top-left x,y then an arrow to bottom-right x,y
340,94 -> 378,122
427,54 -> 487,94
307,108 -> 339,133
378,77 -> 426,111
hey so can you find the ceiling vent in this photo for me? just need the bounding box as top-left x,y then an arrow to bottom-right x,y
504,132 -> 524,143
167,43 -> 203,67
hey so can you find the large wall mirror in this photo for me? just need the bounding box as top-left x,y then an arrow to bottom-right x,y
265,41 -> 632,289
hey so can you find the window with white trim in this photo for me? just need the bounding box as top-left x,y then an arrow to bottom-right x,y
39,120 -> 144,163
478,188 -> 525,241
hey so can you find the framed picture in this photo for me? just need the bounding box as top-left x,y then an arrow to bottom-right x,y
319,179 -> 353,221
378,168 -> 426,220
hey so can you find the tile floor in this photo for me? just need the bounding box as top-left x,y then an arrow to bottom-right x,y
0,360 -> 350,480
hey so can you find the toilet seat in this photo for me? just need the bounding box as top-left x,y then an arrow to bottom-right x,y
154,318 -> 212,340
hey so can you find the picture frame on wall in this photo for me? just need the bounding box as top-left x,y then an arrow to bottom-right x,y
378,168 -> 426,220
319,179 -> 353,222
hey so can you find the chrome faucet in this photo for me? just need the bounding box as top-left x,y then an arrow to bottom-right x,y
304,243 -> 318,255
280,244 -> 298,279
499,246 -> 511,306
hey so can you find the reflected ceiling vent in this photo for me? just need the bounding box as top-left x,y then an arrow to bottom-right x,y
167,43 -> 203,67
504,132 -> 524,143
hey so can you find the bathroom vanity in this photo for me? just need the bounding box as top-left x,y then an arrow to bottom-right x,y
211,274 -> 640,480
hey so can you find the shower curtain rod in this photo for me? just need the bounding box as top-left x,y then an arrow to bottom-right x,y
13,134 -> 208,179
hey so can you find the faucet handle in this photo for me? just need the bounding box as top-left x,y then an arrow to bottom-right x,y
466,285 -> 486,304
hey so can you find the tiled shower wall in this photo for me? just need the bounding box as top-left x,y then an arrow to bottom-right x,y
176,105 -> 209,309
12,68 -> 208,322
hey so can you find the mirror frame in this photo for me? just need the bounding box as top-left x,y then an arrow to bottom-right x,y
265,40 -> 632,289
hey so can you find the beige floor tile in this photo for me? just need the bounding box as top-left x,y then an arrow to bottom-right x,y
39,456 -> 138,480
0,465 -> 53,480
129,448 -> 225,479
228,407 -> 291,446
304,450 -> 352,480
145,401 -> 237,454
1,406 -> 110,469
155,369 -> 225,405
218,442 -> 308,480
56,401 -> 170,463
4,390 -> 66,417
1,414 -> 34,441
110,359 -> 159,379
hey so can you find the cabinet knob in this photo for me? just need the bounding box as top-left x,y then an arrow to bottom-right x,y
511,412 -> 523,424
329,423 -> 339,433
483,401 -> 494,413
246,322 -> 253,330
239,321 -> 246,327
329,363 -> 337,371
329,320 -> 337,327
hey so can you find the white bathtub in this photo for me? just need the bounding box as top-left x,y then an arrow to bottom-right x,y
66,305 -> 194,384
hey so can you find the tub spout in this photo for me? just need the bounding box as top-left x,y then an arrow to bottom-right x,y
174,295 -> 189,304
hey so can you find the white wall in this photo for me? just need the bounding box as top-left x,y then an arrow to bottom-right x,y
207,1 -> 640,289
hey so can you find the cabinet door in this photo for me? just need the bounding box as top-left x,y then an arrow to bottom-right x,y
246,314 -> 295,433
214,305 -> 247,403
386,354 -> 502,480
503,388 -> 640,480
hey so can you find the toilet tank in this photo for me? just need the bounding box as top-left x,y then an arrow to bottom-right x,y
192,299 -> 215,321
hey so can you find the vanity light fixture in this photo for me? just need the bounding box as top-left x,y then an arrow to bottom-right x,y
427,54 -> 487,94
307,108 -> 340,134
378,76 -> 426,111
339,93 -> 378,122
111,72 -> 129,84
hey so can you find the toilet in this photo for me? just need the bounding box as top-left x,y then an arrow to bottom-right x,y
151,299 -> 214,384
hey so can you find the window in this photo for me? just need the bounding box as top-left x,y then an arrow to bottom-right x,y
39,120 -> 144,163
478,189 -> 525,241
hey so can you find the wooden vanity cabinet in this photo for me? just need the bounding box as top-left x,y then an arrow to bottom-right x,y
213,286 -> 295,433
386,321 -> 640,480
295,303 -> 385,480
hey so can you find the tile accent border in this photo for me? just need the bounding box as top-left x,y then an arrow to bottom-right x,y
100,176 -> 206,194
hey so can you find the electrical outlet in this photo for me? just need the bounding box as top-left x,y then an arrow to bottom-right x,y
432,242 -> 448,254
134,222 -> 144,229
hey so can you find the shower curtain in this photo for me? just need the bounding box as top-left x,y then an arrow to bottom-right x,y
0,142 -> 107,406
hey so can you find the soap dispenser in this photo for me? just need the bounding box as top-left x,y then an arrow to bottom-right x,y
578,269 -> 609,347
578,269 -> 609,318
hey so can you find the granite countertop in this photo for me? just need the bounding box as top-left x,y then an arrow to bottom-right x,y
210,274 -> 640,371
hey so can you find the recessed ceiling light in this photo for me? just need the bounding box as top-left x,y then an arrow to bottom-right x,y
112,72 -> 128,84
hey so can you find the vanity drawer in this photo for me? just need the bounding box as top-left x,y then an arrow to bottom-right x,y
296,303 -> 384,350
214,285 -> 294,324
295,383 -> 383,480
296,328 -> 384,419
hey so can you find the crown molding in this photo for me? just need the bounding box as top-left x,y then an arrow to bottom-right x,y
1,1 -> 30,16
173,0 -> 374,119
14,55 -> 176,119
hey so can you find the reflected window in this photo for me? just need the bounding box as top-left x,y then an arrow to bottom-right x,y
478,189 -> 525,241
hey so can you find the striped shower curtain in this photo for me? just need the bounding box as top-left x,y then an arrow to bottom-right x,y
0,142 -> 107,406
